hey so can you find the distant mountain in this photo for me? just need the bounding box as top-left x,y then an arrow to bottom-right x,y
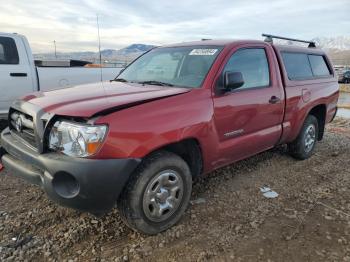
312,36 -> 350,50
100,49 -> 117,57
274,36 -> 350,50
119,44 -> 156,55
34,43 -> 156,63
273,36 -> 350,65
309,37 -> 350,65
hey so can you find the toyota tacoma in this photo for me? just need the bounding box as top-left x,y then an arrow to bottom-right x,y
0,34 -> 339,234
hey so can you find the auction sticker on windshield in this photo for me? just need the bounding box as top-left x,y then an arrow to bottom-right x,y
189,49 -> 218,55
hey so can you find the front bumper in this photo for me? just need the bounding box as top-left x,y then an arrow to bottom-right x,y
0,128 -> 140,213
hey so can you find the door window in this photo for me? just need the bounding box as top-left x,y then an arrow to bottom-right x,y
281,53 -> 313,80
281,52 -> 332,80
308,55 -> 331,77
223,48 -> 270,89
0,37 -> 19,65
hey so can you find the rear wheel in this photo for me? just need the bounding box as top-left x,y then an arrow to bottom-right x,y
117,151 -> 192,235
288,115 -> 319,160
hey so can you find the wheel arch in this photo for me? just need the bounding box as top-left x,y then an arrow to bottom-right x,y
142,138 -> 204,179
307,104 -> 327,141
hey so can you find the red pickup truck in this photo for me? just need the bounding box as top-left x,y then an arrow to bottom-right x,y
0,35 -> 339,234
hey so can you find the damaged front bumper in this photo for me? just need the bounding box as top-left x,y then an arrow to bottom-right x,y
0,128 -> 140,213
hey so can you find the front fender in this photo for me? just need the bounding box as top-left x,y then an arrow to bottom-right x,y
94,89 -> 214,159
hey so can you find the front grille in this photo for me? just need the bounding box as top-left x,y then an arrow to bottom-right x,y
7,101 -> 53,153
9,109 -> 37,149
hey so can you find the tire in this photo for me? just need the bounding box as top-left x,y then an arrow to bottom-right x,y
288,115 -> 319,160
117,151 -> 192,235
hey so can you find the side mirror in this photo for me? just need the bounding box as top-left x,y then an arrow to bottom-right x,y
224,71 -> 244,91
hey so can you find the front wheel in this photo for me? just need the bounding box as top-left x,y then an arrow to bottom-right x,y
288,115 -> 319,160
117,151 -> 192,235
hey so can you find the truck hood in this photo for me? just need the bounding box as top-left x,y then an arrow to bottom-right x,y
21,81 -> 191,117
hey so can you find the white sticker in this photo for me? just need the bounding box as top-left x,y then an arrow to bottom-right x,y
189,49 -> 218,56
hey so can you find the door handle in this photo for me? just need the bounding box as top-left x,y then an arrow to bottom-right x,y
10,73 -> 27,77
269,96 -> 281,104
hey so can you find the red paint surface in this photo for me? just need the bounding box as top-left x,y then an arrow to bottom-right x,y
21,82 -> 190,117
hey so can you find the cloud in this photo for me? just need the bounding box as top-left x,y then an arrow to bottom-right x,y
0,0 -> 349,53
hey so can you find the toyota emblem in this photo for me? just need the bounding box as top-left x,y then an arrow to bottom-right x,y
15,116 -> 23,132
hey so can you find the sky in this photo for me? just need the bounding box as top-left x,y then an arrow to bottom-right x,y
1,0 -> 349,53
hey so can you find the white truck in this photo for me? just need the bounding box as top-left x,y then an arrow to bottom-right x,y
0,33 -> 122,119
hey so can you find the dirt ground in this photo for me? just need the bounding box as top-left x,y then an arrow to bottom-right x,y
0,118 -> 350,262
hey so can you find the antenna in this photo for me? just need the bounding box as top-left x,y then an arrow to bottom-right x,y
53,40 -> 57,59
96,14 -> 103,81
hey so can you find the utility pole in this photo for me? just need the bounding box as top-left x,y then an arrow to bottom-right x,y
53,40 -> 57,59
96,14 -> 103,81
96,15 -> 102,65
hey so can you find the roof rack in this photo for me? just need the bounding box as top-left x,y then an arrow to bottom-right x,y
262,34 -> 316,48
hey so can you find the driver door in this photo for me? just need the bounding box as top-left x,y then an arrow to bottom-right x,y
0,36 -> 34,116
212,44 -> 284,165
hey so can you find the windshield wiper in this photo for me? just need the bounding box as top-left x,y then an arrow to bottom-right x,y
111,78 -> 128,83
138,80 -> 174,87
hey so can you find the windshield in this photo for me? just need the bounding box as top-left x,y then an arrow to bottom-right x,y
117,46 -> 223,88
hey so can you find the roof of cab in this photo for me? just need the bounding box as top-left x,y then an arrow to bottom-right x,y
274,44 -> 325,55
0,32 -> 26,39
160,39 -> 325,54
161,39 -> 269,48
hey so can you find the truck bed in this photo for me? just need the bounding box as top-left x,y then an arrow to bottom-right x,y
36,67 -> 122,90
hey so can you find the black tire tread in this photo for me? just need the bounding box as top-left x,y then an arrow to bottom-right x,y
117,150 -> 192,235
288,115 -> 319,160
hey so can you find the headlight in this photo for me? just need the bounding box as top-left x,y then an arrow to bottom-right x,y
49,121 -> 107,157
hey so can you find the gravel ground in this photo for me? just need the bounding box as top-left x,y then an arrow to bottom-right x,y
1,118 -> 350,261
